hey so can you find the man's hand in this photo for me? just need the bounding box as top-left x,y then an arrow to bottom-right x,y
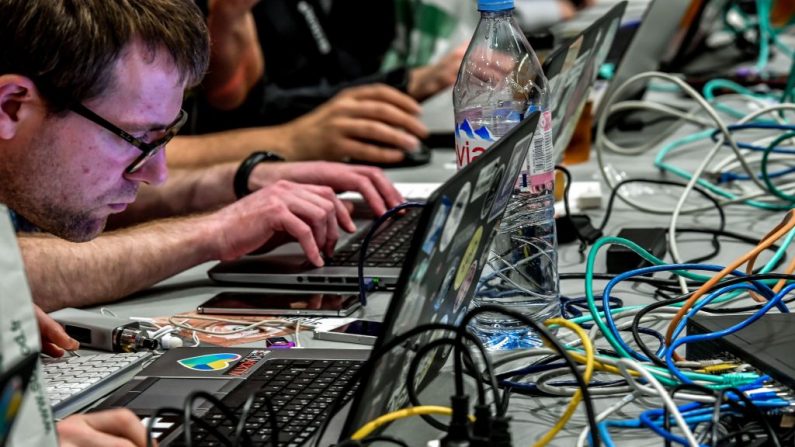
249,162 -> 403,216
282,84 -> 429,164
408,44 -> 467,102
57,409 -> 147,447
210,180 -> 360,264
35,305 -> 79,357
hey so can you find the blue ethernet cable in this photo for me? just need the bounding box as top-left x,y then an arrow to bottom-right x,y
666,282 -> 795,383
600,263 -> 779,362
709,123 -> 795,153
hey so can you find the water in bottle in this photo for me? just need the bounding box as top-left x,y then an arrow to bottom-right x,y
453,0 -> 559,350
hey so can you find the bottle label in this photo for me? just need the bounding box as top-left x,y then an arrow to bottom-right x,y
454,119 -> 495,169
527,110 -> 554,191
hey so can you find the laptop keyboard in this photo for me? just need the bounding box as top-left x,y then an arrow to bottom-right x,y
327,208 -> 422,268
41,352 -> 152,418
171,358 -> 362,446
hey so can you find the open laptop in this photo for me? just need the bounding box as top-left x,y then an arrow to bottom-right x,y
543,1 -> 626,162
97,112 -> 540,446
0,353 -> 38,447
592,0 -> 694,125
207,4 -> 625,289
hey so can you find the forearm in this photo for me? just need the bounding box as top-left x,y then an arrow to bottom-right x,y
204,9 -> 263,110
19,217 -> 219,311
109,164 -> 238,227
168,125 -> 297,168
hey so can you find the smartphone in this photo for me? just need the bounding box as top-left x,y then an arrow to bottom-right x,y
196,292 -> 361,317
313,319 -> 383,345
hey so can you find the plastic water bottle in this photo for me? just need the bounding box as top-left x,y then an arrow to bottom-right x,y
453,0 -> 559,350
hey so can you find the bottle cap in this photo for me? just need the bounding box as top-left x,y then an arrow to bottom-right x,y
478,0 -> 514,11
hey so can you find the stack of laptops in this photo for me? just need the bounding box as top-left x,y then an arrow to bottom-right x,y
207,3 -> 627,289
97,111 -> 541,446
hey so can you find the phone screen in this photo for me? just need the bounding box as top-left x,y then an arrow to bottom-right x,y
200,292 -> 359,312
329,320 -> 384,337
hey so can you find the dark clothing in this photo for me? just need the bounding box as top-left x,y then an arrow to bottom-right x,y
189,0 -> 406,134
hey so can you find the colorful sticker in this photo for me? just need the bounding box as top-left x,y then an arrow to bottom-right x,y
439,182 -> 471,252
177,353 -> 242,372
433,257 -> 459,311
471,157 -> 501,203
454,226 -> 483,291
421,196 -> 452,255
225,350 -> 268,377
454,262 -> 478,314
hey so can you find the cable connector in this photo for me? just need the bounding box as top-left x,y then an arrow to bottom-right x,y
469,404 -> 493,447
441,395 -> 471,447
488,415 -> 513,447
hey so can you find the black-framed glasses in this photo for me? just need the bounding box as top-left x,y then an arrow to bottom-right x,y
69,103 -> 188,173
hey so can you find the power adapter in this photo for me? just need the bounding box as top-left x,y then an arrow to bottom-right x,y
606,227 -> 667,274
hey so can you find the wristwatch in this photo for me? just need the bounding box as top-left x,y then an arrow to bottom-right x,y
233,151 -> 285,199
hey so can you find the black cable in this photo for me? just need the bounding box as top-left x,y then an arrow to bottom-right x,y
233,391 -> 278,447
184,391 -> 242,447
722,387 -> 782,447
675,228 -> 786,273
358,202 -> 425,306
555,165 -> 588,253
360,435 -> 411,446
405,333 -> 502,431
315,323 -> 468,447
599,179 -> 726,233
630,273 -> 795,367
662,384 -> 716,447
456,305 -> 601,446
146,408 -> 237,447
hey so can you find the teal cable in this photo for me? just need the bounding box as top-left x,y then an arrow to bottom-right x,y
761,130 -> 795,201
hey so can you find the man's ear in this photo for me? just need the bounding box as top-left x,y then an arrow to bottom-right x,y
0,75 -> 39,140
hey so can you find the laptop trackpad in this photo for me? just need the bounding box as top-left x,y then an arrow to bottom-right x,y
124,378 -> 228,412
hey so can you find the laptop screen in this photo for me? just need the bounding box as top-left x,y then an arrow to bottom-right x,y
342,112 -> 540,435
543,1 -> 626,160
593,0 -> 693,122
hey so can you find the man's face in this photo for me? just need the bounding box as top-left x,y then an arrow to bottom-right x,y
5,41 -> 186,241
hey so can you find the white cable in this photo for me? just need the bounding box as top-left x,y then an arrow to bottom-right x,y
576,393 -> 638,447
668,103 -> 795,293
167,314 -> 300,335
615,358 -> 700,447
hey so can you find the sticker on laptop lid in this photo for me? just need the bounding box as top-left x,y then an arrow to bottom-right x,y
225,350 -> 269,377
439,182 -> 471,252
177,353 -> 242,372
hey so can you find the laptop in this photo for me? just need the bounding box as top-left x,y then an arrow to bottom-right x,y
543,1 -> 626,161
97,112 -> 540,446
592,0 -> 694,125
207,4 -> 625,289
0,352 -> 38,447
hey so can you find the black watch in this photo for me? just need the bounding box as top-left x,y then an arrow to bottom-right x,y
233,151 -> 285,199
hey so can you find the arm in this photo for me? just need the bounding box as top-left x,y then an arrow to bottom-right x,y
167,84 -> 428,168
20,216 -> 218,311
25,163 -> 401,311
57,408 -> 147,447
108,163 -> 238,227
203,0 -> 264,110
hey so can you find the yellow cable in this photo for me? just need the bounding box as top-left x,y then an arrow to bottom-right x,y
350,406 -> 474,441
533,318 -> 594,447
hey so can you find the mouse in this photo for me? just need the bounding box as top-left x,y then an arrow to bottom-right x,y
352,142 -> 432,168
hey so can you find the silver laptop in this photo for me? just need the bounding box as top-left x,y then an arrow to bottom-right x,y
208,4 -> 625,289
97,112 -> 540,446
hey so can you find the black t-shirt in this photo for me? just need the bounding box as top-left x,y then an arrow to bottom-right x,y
189,0 -> 406,134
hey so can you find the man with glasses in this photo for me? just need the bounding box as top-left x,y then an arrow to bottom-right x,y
0,1 -> 401,445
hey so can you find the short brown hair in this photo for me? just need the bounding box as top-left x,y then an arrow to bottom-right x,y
0,0 -> 210,110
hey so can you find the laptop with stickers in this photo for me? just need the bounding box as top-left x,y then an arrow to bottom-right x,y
97,112 -> 540,446
207,4 -> 625,290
